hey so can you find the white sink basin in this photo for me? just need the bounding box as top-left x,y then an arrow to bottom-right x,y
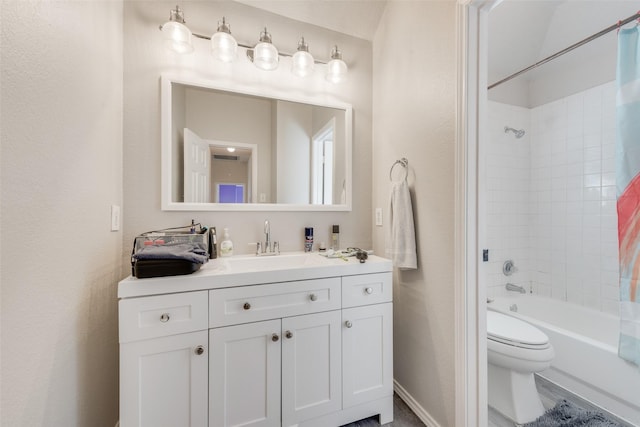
223,252 -> 328,272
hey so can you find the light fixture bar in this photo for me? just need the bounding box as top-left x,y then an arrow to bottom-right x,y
183,30 -> 330,64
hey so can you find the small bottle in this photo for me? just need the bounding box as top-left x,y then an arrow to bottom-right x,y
208,227 -> 218,259
304,227 -> 314,252
220,228 -> 234,257
331,225 -> 340,251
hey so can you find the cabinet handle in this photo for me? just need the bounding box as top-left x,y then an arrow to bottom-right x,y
243,302 -> 251,310
285,330 -> 293,339
195,345 -> 205,356
272,333 -> 280,342
365,287 -> 373,295
309,293 -> 318,302
160,313 -> 170,323
345,320 -> 353,328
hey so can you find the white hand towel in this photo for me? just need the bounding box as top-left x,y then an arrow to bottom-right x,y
386,179 -> 417,270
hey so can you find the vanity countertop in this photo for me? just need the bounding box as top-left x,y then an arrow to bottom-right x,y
118,252 -> 392,298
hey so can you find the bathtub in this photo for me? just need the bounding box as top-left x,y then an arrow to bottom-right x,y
488,294 -> 640,425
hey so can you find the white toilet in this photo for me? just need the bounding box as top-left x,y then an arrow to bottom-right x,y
487,310 -> 555,424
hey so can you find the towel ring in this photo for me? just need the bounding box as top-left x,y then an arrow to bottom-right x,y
389,158 -> 409,182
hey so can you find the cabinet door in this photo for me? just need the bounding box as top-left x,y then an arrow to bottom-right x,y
281,310 -> 342,427
342,303 -> 393,408
210,320 -> 281,427
120,330 -> 208,427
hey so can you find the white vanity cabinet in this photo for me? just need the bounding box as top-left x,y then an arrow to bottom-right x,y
119,291 -> 209,427
341,273 -> 394,409
209,319 -> 282,427
208,278 -> 343,427
118,254 -> 393,427
209,310 -> 342,427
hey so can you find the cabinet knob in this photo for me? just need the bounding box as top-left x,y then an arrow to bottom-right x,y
365,287 -> 373,295
243,302 -> 251,310
272,333 -> 280,342
160,313 -> 170,323
345,320 -> 353,328
195,345 -> 205,356
309,293 -> 318,302
285,330 -> 293,339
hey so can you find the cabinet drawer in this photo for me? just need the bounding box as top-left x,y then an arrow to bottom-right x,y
209,278 -> 341,327
119,291 -> 208,343
342,272 -> 392,308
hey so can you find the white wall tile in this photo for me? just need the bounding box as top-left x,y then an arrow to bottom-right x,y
486,82 -> 621,315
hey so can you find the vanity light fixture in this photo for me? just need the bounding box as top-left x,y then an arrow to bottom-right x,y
326,45 -> 348,83
250,28 -> 279,71
211,17 -> 238,63
161,5 -> 194,54
159,7 -> 348,82
291,37 -> 315,77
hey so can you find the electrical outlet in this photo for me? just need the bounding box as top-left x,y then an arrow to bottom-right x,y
111,205 -> 120,231
375,208 -> 383,226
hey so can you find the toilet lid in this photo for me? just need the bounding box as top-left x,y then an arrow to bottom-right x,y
487,311 -> 549,347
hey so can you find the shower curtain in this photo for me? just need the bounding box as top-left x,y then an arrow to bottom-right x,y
616,25 -> 640,366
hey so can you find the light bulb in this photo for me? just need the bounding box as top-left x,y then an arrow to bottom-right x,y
291,37 -> 315,77
252,28 -> 279,71
326,45 -> 348,83
161,6 -> 193,54
211,17 -> 238,63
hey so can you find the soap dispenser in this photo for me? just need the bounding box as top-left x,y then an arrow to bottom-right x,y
220,228 -> 234,257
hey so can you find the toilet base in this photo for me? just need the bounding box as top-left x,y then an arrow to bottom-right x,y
488,364 -> 546,424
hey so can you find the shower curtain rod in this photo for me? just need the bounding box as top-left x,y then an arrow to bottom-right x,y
488,11 -> 640,90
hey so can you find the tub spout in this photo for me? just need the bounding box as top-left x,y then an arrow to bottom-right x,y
505,283 -> 526,294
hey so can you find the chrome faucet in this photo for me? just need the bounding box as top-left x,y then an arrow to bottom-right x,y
505,283 -> 526,294
264,220 -> 271,253
255,220 -> 279,256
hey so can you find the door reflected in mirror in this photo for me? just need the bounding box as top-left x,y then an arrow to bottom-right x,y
184,128 -> 257,204
162,76 -> 352,211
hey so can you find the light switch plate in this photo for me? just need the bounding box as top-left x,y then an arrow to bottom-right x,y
111,205 -> 120,231
375,208 -> 383,226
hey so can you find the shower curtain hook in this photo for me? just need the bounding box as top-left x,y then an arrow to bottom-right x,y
617,20 -> 622,34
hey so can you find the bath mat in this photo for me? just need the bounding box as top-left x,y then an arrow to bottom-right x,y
524,400 -> 622,427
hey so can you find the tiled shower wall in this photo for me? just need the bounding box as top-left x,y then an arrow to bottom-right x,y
485,102 -> 532,296
486,81 -> 620,315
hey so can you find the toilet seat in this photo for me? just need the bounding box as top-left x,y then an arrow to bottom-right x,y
487,311 -> 550,349
487,311 -> 554,372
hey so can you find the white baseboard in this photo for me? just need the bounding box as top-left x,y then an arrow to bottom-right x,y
394,379 -> 443,427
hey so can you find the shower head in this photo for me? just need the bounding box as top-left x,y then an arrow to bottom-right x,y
504,126 -> 525,139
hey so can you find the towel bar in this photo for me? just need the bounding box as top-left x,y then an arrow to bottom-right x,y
389,158 -> 408,181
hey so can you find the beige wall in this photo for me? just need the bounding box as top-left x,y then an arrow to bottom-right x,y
372,2 -> 457,426
1,1 -> 123,426
124,1 -> 373,256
